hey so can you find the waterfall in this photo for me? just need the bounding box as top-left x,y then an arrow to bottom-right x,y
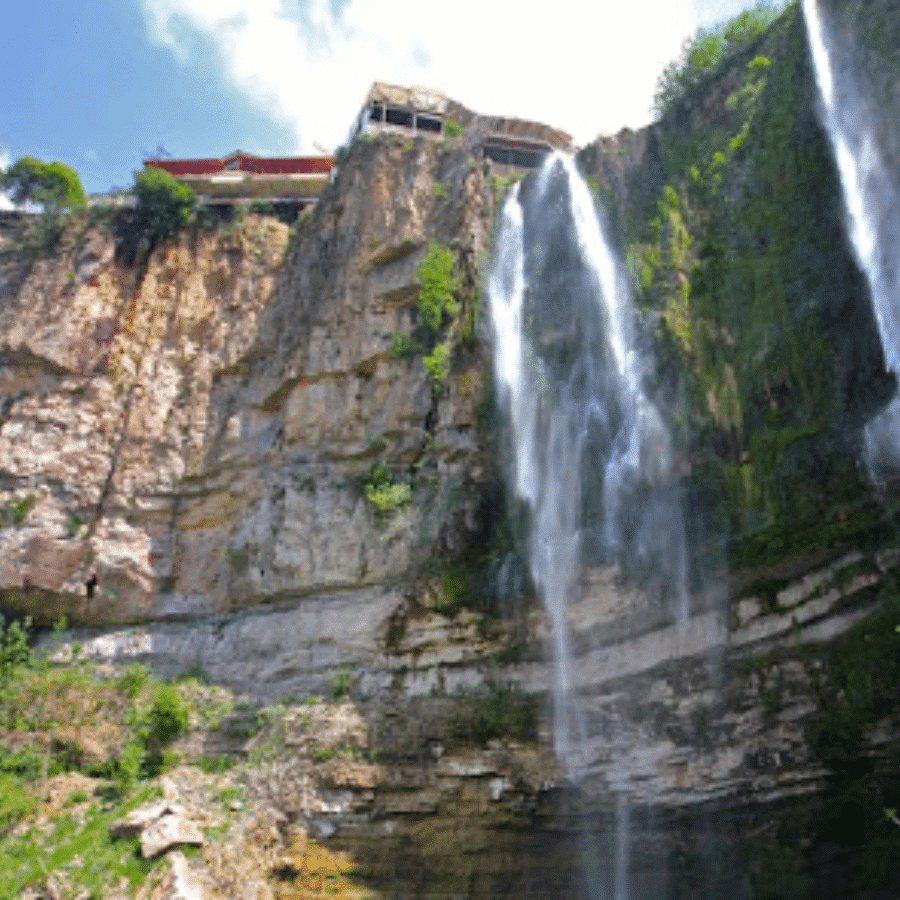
803,0 -> 900,476
487,152 -> 688,894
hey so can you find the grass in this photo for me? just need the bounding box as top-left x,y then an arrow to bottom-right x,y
0,783 -> 160,898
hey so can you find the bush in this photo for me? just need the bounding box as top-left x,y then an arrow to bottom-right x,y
0,493 -> 36,527
0,615 -> 32,684
148,684 -> 189,746
443,119 -> 464,138
423,340 -> 452,389
417,243 -> 460,336
362,463 -> 411,521
132,166 -> 196,246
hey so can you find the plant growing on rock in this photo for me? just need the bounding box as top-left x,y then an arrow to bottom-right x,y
653,1 -> 787,116
362,463 -> 411,522
131,166 -> 197,246
417,242 -> 460,337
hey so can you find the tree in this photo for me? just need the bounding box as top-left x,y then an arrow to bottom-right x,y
132,165 -> 197,245
0,156 -> 86,215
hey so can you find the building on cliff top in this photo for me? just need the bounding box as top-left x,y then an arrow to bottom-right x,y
143,150 -> 334,213
351,81 -> 573,170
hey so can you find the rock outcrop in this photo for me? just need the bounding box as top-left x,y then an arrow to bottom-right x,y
4,2 -> 900,895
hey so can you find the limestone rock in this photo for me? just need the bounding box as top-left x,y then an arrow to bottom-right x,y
140,812 -> 205,859
163,851 -> 212,900
109,800 -> 174,839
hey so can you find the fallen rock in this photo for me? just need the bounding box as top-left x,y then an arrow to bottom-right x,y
141,812 -> 205,859
109,800 -> 174,839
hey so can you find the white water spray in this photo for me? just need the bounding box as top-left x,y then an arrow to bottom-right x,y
803,0 -> 900,475
487,152 -> 689,895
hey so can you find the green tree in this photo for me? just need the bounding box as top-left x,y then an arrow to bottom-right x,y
132,165 -> 196,245
0,156 -> 86,215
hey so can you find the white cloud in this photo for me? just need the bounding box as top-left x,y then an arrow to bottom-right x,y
140,0 -> 754,154
0,149 -> 12,211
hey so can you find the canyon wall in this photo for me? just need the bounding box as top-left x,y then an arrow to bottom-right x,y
2,3 -> 900,896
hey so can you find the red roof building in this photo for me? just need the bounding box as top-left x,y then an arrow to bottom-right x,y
144,150 -> 334,204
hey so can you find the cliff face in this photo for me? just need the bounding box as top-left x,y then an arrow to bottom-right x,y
0,135 -> 493,634
3,3 -> 900,897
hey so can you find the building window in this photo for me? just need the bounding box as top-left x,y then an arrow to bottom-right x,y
415,114 -> 443,134
369,103 -> 385,122
385,107 -> 414,128
483,144 -> 546,169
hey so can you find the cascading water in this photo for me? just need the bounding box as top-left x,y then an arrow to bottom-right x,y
487,152 -> 689,895
803,0 -> 900,476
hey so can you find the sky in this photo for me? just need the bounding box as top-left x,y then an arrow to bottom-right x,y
3,0 -> 770,196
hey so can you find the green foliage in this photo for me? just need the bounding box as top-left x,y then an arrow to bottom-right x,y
653,2 -> 786,116
0,615 -> 32,684
443,119 -> 464,138
0,156 -> 86,215
329,665 -> 356,700
0,774 -> 36,836
454,683 -> 538,745
148,684 -> 189,747
64,512 -> 83,538
362,463 -> 412,521
0,785 -> 158,897
422,340 -> 452,389
417,242 -> 460,336
811,589 -> 900,769
0,493 -> 36,527
196,753 -> 237,773
117,662 -> 150,698
132,165 -> 197,245
389,330 -> 420,359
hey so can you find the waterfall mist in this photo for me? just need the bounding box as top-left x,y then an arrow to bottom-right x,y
487,153 -> 690,895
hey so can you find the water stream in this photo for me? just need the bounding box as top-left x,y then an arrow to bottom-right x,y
803,0 -> 900,476
487,152 -> 689,895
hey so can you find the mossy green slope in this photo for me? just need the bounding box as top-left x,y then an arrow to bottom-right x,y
583,2 -> 899,560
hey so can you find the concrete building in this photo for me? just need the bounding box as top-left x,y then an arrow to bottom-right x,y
351,81 -> 573,170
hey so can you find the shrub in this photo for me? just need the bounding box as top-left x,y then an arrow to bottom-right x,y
117,663 -> 150,699
443,119 -> 464,138
0,615 -> 32,684
132,166 -> 197,246
423,340 -> 452,389
389,331 -> 420,359
417,242 -> 460,336
148,684 -> 189,746
454,683 -> 539,744
329,665 -> 356,699
362,463 -> 411,521
1,493 -> 36,527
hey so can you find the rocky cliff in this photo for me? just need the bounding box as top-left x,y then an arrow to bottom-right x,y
2,2 -> 900,898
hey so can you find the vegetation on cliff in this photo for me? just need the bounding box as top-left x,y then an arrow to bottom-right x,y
582,1 -> 895,560
1,157 -> 86,216
653,0 -> 789,116
131,166 -> 198,248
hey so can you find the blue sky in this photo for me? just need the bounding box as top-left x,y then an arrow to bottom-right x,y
3,0 -> 774,196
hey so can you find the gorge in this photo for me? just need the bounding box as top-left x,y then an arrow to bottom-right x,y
1,1 -> 900,898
